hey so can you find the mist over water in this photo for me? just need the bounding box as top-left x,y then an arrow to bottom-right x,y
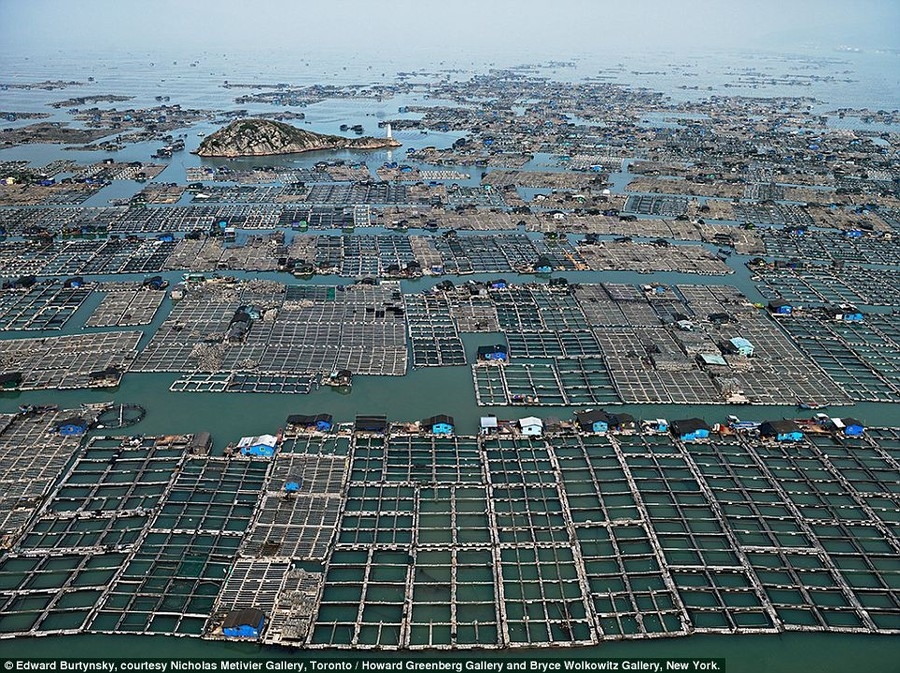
1,1 -> 898,112
3,0 -> 900,52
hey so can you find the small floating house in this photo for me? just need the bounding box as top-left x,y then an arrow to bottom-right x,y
222,608 -> 265,639
519,416 -> 544,437
477,344 -> 509,362
421,414 -> 455,436
768,300 -> 794,316
286,414 -> 333,433
727,337 -> 755,357
284,474 -> 302,494
671,418 -> 710,442
575,409 -> 611,433
190,431 -> 212,455
324,369 -> 353,388
642,418 -> 669,433
759,419 -> 804,442
534,256 -> 553,273
839,417 -> 866,438
355,415 -> 388,434
480,416 -> 499,435
236,434 -> 278,457
824,305 -> 863,323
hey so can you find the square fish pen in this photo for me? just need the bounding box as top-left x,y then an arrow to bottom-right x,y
169,372 -> 319,394
0,436 -> 188,637
310,435 -> 505,649
241,451 -> 347,562
0,552 -> 129,636
405,294 -> 466,367
0,282 -> 92,331
780,317 -> 900,403
484,437 -> 597,647
502,362 -> 567,406
279,435 -> 351,457
85,287 -> 165,328
620,435 -> 774,633
88,456 -> 269,636
685,434 -> 898,633
0,411 -> 85,539
555,435 -> 688,638
556,358 -> 621,406
506,331 -> 601,359
473,359 -> 620,407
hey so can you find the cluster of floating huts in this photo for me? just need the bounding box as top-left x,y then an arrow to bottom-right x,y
219,410 -> 865,459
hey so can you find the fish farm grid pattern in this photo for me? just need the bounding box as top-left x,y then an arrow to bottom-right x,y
2,426 -> 899,648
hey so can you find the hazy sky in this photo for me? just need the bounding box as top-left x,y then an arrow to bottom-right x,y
2,0 -> 898,58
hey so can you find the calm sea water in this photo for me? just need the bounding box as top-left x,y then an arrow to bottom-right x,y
1,45 -> 899,670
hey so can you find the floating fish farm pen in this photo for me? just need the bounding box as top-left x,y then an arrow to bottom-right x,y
624,195 -> 689,218
473,360 -> 621,407
497,362 -> 567,405
0,332 -> 141,391
405,294 -> 466,367
84,287 -> 165,328
449,297 -> 501,333
0,410 -> 87,541
0,423 -> 899,644
578,242 -> 731,276
506,331 -> 601,358
241,450 -> 347,561
0,282 -> 91,331
88,450 -> 269,636
169,372 -> 319,394
760,230 -> 900,267
777,316 -> 900,403
756,265 -> 900,307
8,238 -> 178,277
556,358 -> 622,406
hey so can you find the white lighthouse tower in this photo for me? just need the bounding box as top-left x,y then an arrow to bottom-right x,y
385,123 -> 392,140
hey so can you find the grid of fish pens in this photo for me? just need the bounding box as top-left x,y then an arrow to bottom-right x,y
405,294 -> 467,367
473,359 -> 619,407
619,434 -> 775,634
779,317 -> 900,403
0,283 -> 91,331
484,437 -> 597,647
241,452 -> 347,562
309,435 -> 501,649
311,434 -> 412,647
756,266 -> 900,307
84,288 -> 165,328
761,231 -> 900,267
556,358 -> 622,406
0,411 -> 86,540
506,331 -> 601,358
0,552 -> 130,636
683,433 -> 900,633
556,435 -> 689,638
87,454 -> 269,636
0,331 -> 141,390
132,300 -> 237,373
0,436 -> 186,637
169,372 -> 319,394
502,362 -> 568,405
449,297 -> 501,332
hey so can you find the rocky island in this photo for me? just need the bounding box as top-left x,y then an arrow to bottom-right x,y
193,118 -> 401,157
